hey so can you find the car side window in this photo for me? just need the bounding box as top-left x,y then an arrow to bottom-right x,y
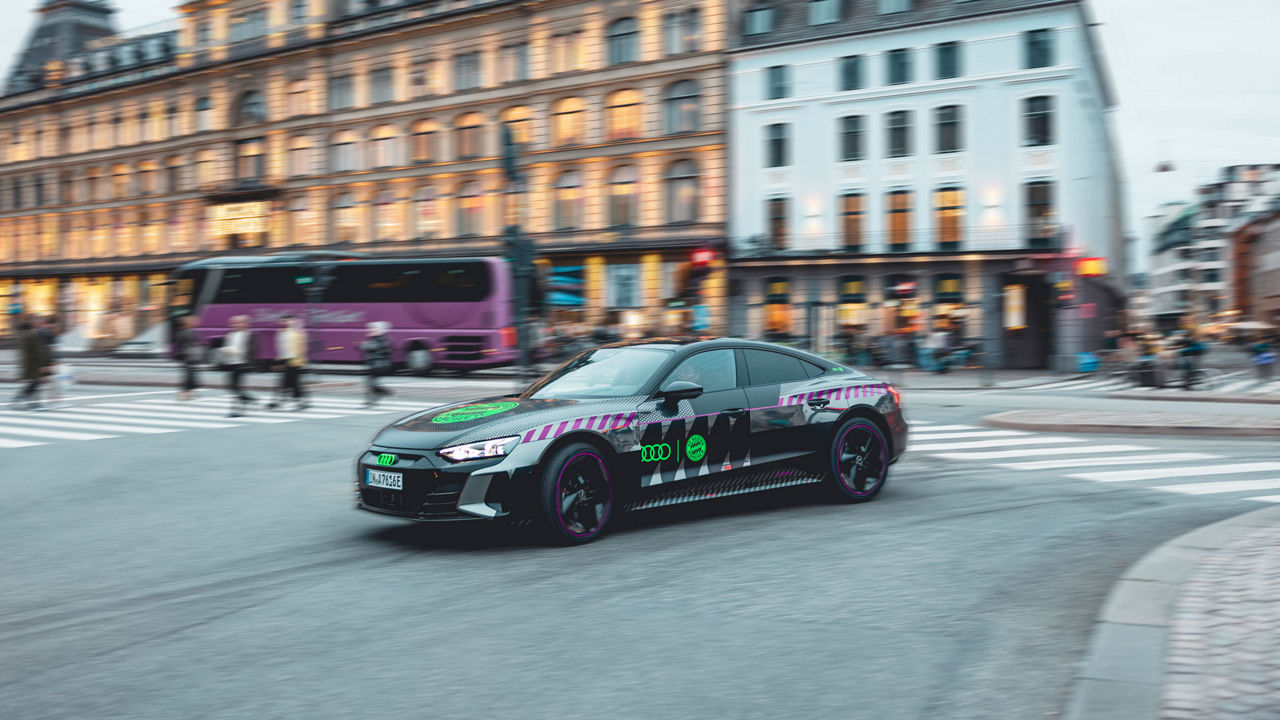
802,360 -> 827,378
665,349 -> 736,393
743,349 -> 810,386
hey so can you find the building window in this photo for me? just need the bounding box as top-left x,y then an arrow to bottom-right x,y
230,9 -> 268,43
839,115 -> 865,161
841,193 -> 864,251
454,52 -> 481,91
457,181 -> 484,236
236,139 -> 264,183
288,80 -> 309,116
550,30 -> 583,74
138,109 -> 150,142
887,190 -> 912,250
138,162 -> 158,194
886,48 -> 913,85
112,165 -> 131,197
235,91 -> 266,125
606,18 -> 639,65
809,0 -> 839,24
411,120 -> 437,162
288,138 -> 312,176
167,105 -> 180,137
499,42 -> 529,83
666,160 -> 698,223
606,264 -> 642,308
935,105 -> 962,153
605,90 -> 643,141
663,9 -> 699,55
1024,96 -> 1054,146
744,5 -> 775,35
1024,29 -> 1055,69
370,126 -> 397,168
553,171 -> 583,230
330,131 -> 358,172
196,21 -> 211,47
373,191 -> 398,241
608,165 -> 638,227
414,187 -> 438,238
500,107 -> 532,149
934,186 -> 964,250
329,75 -> 353,110
879,0 -> 911,13
333,193 -> 359,244
765,65 -> 789,99
292,0 -> 309,24
1025,180 -> 1056,247
288,196 -> 311,245
663,80 -> 700,134
765,123 -> 790,167
370,67 -> 394,104
935,41 -> 961,79
551,98 -> 585,146
839,55 -> 863,91
166,157 -> 182,192
886,110 -> 912,157
767,197 -> 789,249
455,112 -> 484,159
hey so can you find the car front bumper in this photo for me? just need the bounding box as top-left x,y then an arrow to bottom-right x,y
354,446 -> 537,522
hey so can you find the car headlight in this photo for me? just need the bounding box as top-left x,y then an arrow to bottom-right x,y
437,435 -> 521,463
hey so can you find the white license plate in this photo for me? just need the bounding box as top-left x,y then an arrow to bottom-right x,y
366,469 -> 403,490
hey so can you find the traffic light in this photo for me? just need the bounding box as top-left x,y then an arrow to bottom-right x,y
680,249 -> 715,301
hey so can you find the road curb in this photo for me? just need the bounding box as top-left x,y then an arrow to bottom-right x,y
1061,505 -> 1280,720
1108,391 -> 1280,405
983,411 -> 1280,438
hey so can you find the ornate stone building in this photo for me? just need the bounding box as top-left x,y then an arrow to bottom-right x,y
0,0 -> 728,345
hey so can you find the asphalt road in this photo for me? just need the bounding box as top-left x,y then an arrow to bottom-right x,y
1,380 -> 1276,719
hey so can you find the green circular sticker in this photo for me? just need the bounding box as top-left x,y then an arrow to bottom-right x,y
686,434 -> 707,462
431,401 -> 519,424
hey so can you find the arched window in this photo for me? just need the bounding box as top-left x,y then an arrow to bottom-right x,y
665,160 -> 698,223
608,166 -> 638,227
288,137 -> 312,177
288,196 -> 314,245
456,181 -> 484,236
235,91 -> 266,125
606,18 -> 638,65
374,190 -> 398,240
553,171 -> 582,230
605,90 -> 643,141
551,98 -> 584,146
414,187 -> 439,238
500,106 -> 533,149
454,112 -> 484,159
663,80 -> 700,134
411,120 -> 437,162
370,125 -> 399,168
330,130 -> 358,172
287,80 -> 310,116
333,193 -> 359,244
195,97 -> 212,132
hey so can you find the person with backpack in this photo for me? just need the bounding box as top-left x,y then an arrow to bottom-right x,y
360,321 -> 394,407
12,319 -> 50,411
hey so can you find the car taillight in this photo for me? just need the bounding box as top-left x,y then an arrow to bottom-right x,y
887,385 -> 901,407
500,327 -> 517,348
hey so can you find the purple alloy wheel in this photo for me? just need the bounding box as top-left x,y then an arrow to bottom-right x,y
834,421 -> 888,496
555,451 -> 613,539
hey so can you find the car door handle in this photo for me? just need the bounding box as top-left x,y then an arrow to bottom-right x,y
807,398 -> 831,409
720,407 -> 747,418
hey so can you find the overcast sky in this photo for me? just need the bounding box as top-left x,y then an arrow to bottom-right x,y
2,0 -> 1278,264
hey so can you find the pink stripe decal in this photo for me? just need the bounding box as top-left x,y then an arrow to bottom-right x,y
554,420 -> 569,438
538,424 -> 553,441
611,413 -> 626,429
571,417 -> 583,430
585,416 -> 596,430
523,429 -> 537,442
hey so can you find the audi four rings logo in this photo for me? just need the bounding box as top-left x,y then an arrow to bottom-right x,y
641,444 -> 673,462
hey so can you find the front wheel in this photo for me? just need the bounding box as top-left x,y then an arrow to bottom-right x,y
537,443 -> 614,544
826,417 -> 890,502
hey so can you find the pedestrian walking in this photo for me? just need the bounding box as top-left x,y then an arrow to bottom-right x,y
360,321 -> 394,407
926,327 -> 950,374
175,315 -> 203,401
37,316 -> 65,408
1178,331 -> 1206,389
219,315 -> 258,417
1253,339 -> 1276,381
11,319 -> 50,410
268,315 -> 309,411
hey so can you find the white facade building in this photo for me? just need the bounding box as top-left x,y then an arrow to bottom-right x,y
725,0 -> 1124,370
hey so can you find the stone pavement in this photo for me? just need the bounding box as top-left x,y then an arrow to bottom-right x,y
985,409 -> 1280,437
1064,506 -> 1280,720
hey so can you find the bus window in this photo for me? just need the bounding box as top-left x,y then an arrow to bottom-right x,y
168,269 -> 207,318
212,267 -> 311,304
325,262 -> 491,303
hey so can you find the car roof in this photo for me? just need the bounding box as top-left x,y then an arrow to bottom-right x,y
603,337 -> 832,364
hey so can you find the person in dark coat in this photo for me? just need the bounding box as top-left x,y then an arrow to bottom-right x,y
175,315 -> 204,401
360,321 -> 394,407
13,320 -> 50,410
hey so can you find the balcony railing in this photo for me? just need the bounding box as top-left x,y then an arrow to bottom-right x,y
731,225 -> 1066,259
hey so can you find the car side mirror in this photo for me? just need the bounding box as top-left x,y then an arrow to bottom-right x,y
658,380 -> 703,405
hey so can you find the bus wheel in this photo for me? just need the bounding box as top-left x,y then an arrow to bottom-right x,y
405,343 -> 434,376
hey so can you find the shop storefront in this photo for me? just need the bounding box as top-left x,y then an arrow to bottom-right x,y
208,199 -> 274,250
931,273 -> 967,335
836,275 -> 870,332
763,276 -> 794,340
884,273 -> 923,334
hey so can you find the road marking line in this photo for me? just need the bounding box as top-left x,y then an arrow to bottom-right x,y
0,436 -> 45,448
929,444 -> 1150,460
85,404 -> 269,424
1248,495 -> 1280,502
912,436 -> 1083,451
998,452 -> 1214,471
1152,478 -> 1280,495
112,402 -> 297,423
908,424 -> 983,433
41,390 -> 173,402
1071,462 -> 1280,483
11,409 -> 234,430
304,398 -> 435,411
0,423 -> 115,441
906,430 -> 1028,441
0,412 -> 176,434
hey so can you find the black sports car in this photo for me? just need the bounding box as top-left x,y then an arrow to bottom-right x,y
355,338 -> 908,543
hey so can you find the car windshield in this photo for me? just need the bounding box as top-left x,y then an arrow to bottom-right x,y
524,347 -> 672,400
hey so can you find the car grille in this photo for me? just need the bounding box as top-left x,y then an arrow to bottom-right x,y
442,334 -> 487,362
360,469 -> 466,519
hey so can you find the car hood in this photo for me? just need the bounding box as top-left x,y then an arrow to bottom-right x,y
371,395 -> 636,451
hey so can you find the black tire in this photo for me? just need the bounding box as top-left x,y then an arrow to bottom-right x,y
404,342 -> 434,376
537,442 -> 615,544
826,416 -> 890,503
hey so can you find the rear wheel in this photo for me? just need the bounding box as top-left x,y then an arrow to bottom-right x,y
826,417 -> 889,502
537,443 -> 614,544
405,342 -> 434,376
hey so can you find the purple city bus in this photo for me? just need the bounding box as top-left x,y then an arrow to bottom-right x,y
168,252 -> 518,372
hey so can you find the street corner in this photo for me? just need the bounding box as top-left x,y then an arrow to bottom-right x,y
982,409 -> 1280,438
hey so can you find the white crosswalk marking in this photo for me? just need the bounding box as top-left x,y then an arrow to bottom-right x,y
0,436 -> 44,448
40,408 -> 237,429
910,424 -> 989,433
1153,479 -> 1280,495
1217,380 -> 1256,393
0,422 -> 114,441
929,444 -> 1150,461
0,411 -> 175,434
912,436 -> 1083,452
1071,462 -> 1280,483
999,452 -> 1218,471
1248,495 -> 1280,503
906,430 -> 1028,441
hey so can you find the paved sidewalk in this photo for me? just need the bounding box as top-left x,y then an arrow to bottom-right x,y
1063,506 -> 1280,720
985,409 -> 1280,437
